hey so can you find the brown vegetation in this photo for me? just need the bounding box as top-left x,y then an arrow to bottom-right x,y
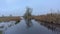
33,13 -> 60,24
0,16 -> 22,22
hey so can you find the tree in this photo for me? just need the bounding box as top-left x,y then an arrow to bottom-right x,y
23,7 -> 32,20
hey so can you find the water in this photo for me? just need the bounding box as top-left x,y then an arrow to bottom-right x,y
0,17 -> 60,34
0,21 -> 16,34
1,19 -> 59,34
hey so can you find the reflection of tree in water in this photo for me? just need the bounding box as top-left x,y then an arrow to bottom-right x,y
25,19 -> 32,28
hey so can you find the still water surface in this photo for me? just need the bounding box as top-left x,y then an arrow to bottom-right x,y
2,20 -> 60,34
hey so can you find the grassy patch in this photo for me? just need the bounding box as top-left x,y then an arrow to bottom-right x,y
34,13 -> 60,24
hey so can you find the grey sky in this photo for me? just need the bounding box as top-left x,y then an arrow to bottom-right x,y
0,0 -> 60,16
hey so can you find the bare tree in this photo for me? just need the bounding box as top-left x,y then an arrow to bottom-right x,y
23,7 -> 32,19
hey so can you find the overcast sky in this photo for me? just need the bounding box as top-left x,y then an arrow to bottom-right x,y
0,0 -> 60,16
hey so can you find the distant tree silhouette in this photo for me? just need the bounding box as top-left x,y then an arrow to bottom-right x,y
23,7 -> 32,20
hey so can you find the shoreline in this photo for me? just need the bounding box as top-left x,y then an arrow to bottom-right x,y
0,16 -> 22,22
32,13 -> 60,25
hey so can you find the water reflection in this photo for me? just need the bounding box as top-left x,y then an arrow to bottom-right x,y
4,20 -> 60,34
38,21 -> 60,33
0,21 -> 16,34
25,19 -> 32,28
